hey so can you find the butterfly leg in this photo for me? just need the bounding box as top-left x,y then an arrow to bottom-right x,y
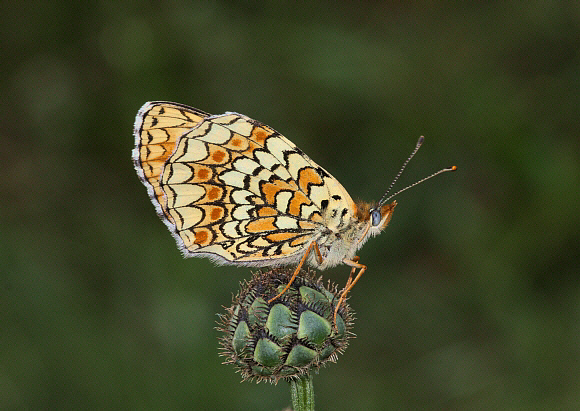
333,257 -> 366,327
267,241 -> 323,304
342,256 -> 360,291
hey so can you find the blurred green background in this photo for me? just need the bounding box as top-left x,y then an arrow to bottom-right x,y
2,2 -> 579,410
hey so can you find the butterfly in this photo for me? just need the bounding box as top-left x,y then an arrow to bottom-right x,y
133,101 -> 456,322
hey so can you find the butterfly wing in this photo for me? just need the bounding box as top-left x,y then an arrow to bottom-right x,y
134,103 -> 356,266
133,101 -> 209,222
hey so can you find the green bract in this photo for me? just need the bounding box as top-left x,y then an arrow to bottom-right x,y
218,268 -> 354,383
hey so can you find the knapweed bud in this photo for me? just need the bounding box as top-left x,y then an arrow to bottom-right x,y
218,268 -> 354,383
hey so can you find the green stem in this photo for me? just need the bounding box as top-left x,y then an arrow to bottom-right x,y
290,374 -> 314,411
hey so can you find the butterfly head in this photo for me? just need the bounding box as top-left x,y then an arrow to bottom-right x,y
353,201 -> 397,247
368,201 -> 397,235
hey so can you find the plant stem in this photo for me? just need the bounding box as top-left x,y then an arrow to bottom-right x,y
290,374 -> 314,411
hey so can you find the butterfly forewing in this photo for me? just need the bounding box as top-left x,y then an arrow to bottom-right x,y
134,102 -> 356,266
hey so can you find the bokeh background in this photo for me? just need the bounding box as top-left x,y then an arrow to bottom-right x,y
2,2 -> 579,410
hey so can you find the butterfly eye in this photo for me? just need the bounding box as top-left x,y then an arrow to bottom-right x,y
370,209 -> 381,226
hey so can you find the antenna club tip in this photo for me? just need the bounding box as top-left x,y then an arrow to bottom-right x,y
451,165 -> 457,171
417,136 -> 425,145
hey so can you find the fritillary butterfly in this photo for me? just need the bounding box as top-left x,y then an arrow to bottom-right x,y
133,101 -> 456,321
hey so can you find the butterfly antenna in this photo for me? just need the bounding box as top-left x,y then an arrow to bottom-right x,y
377,136 -> 425,206
381,165 -> 457,205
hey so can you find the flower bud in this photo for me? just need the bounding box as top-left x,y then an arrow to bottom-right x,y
218,268 -> 354,383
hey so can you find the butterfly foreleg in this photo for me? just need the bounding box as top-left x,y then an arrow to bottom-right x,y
267,241 -> 323,304
333,256 -> 366,327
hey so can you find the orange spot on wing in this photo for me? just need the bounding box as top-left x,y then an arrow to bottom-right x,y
210,207 -> 223,221
196,168 -> 209,180
261,179 -> 299,205
207,186 -> 221,200
246,217 -> 277,233
252,128 -> 268,144
288,192 -> 310,217
298,167 -> 323,194
226,135 -> 249,152
194,230 -> 209,245
261,183 -> 279,204
290,235 -> 310,247
212,150 -> 226,162
266,232 -> 299,242
257,206 -> 278,217
309,212 -> 323,223
298,220 -> 317,230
